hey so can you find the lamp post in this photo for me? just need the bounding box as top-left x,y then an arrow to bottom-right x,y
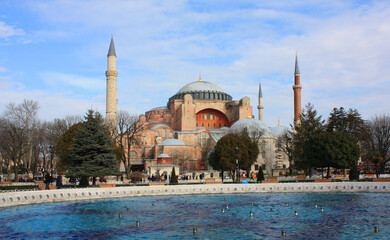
235,147 -> 239,183
49,145 -> 54,177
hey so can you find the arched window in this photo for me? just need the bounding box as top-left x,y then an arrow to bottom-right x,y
169,132 -> 173,138
155,131 -> 159,137
130,151 -> 138,159
162,129 -> 166,138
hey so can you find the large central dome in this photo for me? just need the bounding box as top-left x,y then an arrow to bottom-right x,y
168,80 -> 232,103
177,81 -> 224,93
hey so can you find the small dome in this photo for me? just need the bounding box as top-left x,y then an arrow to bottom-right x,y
270,125 -> 289,137
151,124 -> 173,131
177,81 -> 224,93
159,139 -> 186,146
157,153 -> 170,158
228,118 -> 272,137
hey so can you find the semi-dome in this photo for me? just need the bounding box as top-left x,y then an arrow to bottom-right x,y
157,153 -> 170,158
270,125 -> 289,137
158,139 -> 186,146
228,118 -> 272,137
168,80 -> 232,103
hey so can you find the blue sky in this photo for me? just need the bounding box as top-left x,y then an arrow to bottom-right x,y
0,0 -> 389,127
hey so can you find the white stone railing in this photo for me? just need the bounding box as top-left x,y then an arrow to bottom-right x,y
1,182 -> 389,208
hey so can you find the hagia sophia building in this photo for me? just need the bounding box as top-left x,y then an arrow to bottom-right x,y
105,36 -> 302,178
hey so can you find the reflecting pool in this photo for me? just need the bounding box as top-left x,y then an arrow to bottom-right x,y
1,192 -> 390,239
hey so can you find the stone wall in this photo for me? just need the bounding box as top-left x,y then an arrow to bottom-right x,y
1,182 -> 390,208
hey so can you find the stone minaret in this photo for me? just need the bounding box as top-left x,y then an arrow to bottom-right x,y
257,81 -> 264,121
106,35 -> 118,129
293,52 -> 302,123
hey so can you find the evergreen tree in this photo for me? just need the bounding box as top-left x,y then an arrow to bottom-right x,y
56,122 -> 83,170
68,110 -> 119,186
310,131 -> 360,178
326,107 -> 368,142
291,103 -> 325,176
170,167 -> 178,185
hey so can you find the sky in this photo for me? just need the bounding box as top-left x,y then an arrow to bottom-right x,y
0,0 -> 389,127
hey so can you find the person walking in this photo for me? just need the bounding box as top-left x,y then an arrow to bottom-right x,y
44,172 -> 52,190
56,174 -> 63,189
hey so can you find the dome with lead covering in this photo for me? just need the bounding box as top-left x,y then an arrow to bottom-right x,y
158,139 -> 186,146
169,80 -> 232,103
228,118 -> 272,137
157,153 -> 170,158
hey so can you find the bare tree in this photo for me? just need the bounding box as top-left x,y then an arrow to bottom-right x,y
277,130 -> 294,175
171,149 -> 189,172
0,118 -> 29,181
363,114 -> 390,176
4,99 -> 39,174
113,110 -> 145,178
64,115 -> 83,128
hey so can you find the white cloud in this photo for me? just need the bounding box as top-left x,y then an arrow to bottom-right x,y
0,21 -> 24,38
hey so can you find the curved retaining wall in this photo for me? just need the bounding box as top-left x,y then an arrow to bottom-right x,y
1,182 -> 390,208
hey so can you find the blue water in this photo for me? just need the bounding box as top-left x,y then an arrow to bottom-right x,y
0,192 -> 389,239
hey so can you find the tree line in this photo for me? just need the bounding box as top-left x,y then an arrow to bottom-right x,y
1,99 -> 389,183
285,104 -> 390,178
0,99 -> 83,181
208,103 -> 390,180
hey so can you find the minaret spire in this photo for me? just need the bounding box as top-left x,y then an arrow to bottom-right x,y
198,72 -> 202,82
257,81 -> 264,121
108,35 -> 117,57
106,35 -> 118,131
293,51 -> 302,123
294,51 -> 300,75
